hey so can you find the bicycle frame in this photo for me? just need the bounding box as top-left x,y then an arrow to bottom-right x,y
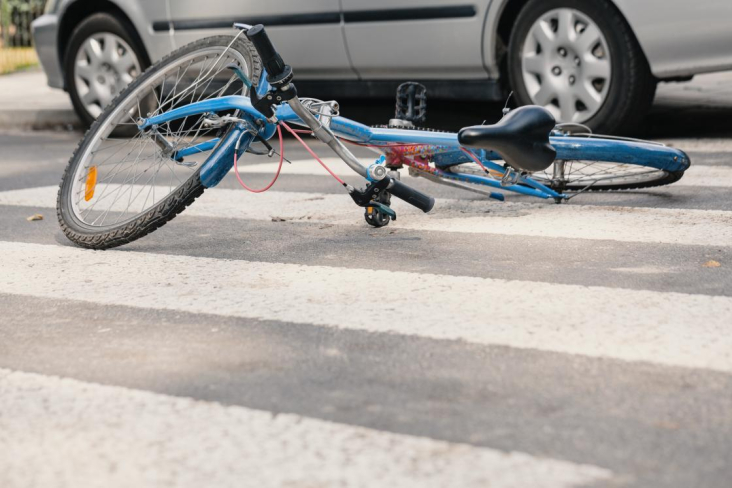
138,70 -> 691,201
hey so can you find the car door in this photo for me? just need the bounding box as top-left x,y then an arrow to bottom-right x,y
614,0 -> 732,78
165,0 -> 356,79
342,0 -> 490,79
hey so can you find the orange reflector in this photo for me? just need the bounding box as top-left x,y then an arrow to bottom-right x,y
84,166 -> 98,201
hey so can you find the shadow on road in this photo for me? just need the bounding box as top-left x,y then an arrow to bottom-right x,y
336,73 -> 732,140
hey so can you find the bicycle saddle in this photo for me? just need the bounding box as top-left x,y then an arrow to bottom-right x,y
458,106 -> 557,173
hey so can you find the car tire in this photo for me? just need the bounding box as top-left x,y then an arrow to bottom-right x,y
507,0 -> 656,134
64,13 -> 149,127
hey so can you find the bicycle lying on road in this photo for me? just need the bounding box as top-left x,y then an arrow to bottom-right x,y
57,24 -> 691,249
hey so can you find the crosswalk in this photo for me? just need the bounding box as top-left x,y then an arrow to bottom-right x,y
2,184 -> 732,246
0,368 -> 611,488
1,240 -> 731,372
1,147 -> 731,487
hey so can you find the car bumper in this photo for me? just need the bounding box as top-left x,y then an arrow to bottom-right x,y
31,14 -> 64,90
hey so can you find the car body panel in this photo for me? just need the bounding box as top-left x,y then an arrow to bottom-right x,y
32,0 -> 173,90
114,0 -> 173,63
31,13 -> 64,88
482,0 -> 732,80
342,0 -> 490,79
165,0 -> 356,79
33,0 -> 732,95
613,0 -> 732,78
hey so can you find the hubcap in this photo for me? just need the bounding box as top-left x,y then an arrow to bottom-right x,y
521,8 -> 612,123
74,33 -> 142,119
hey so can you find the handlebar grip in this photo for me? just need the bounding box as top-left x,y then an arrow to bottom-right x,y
246,24 -> 286,79
389,179 -> 435,213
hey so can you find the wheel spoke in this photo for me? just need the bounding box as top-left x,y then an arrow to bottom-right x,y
67,41 -> 250,231
558,90 -> 575,122
523,54 -> 546,75
75,63 -> 93,80
532,83 -> 556,106
576,82 -> 603,113
101,33 -> 118,63
114,51 -> 138,74
84,38 -> 104,66
582,57 -> 610,80
556,10 -> 577,44
575,23 -> 602,55
532,20 -> 556,49
535,161 -> 667,190
81,87 -> 99,106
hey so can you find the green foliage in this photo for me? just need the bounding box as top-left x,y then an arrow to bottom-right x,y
0,0 -> 45,47
3,0 -> 46,12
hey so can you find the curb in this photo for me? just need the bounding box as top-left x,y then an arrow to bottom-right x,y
0,109 -> 82,131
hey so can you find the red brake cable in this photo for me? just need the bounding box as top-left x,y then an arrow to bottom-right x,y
233,124 -> 284,193
232,122 -> 350,192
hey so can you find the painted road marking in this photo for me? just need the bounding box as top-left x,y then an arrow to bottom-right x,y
0,368 -> 612,488
2,185 -> 731,247
1,241 -> 731,372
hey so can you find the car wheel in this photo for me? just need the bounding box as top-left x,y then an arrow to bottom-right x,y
507,0 -> 656,134
64,13 -> 149,127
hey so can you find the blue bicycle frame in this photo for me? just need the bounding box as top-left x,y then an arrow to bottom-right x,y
138,70 -> 691,201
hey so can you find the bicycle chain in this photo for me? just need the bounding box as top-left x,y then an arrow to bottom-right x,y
371,124 -> 451,133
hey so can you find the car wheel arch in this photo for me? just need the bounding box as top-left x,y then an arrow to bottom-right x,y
486,0 -> 652,85
57,0 -> 151,89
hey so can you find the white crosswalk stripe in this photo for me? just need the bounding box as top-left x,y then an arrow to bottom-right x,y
2,185 -> 731,246
1,240 -> 731,372
0,368 -> 612,488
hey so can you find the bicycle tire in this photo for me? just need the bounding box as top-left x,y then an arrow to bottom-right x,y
451,160 -> 685,193
530,161 -> 685,192
373,125 -> 687,192
57,35 -> 262,249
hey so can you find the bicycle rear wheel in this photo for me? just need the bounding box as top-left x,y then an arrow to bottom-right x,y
451,133 -> 688,193
57,35 -> 261,249
530,160 -> 685,191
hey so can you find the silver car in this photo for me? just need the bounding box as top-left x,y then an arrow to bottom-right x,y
33,0 -> 732,133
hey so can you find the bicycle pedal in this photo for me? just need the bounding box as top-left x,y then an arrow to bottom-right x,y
394,82 -> 427,125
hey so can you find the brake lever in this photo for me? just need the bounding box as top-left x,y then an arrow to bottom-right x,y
348,177 -> 391,206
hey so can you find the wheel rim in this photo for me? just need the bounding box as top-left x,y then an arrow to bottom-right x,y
449,161 -> 668,190
74,32 -> 142,119
521,8 -> 612,123
533,161 -> 668,189
68,44 -> 250,230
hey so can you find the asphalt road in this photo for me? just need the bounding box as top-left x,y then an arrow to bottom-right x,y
1,96 -> 731,488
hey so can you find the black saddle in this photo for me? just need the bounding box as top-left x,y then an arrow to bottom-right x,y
458,106 -> 557,173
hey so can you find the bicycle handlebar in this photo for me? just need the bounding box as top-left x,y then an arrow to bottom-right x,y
244,24 -> 435,214
389,179 -> 435,213
246,25 -> 287,80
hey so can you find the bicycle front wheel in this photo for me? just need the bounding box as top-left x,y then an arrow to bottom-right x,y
57,35 -> 261,249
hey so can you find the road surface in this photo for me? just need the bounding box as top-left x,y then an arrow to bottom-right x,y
0,125 -> 731,487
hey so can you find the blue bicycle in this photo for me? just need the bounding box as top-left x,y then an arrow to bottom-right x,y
57,24 -> 690,248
